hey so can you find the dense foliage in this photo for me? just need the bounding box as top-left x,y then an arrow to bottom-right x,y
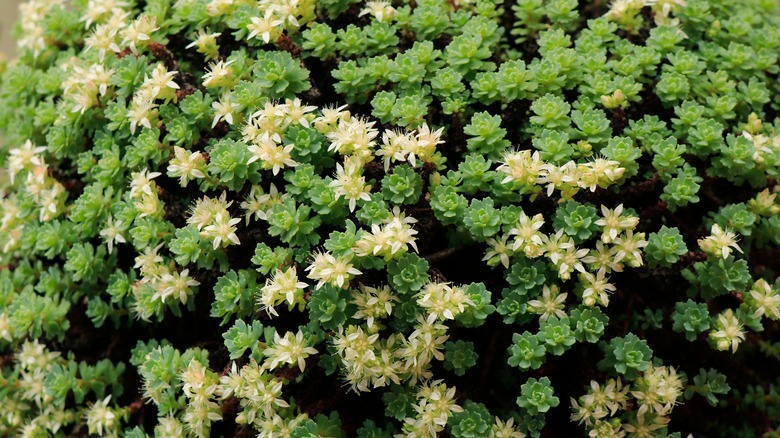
1,0 -> 780,436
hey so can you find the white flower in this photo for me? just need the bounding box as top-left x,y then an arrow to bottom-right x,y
508,212 -> 545,257
7,140 -> 47,184
206,0 -> 235,17
0,312 -> 12,342
85,395 -> 116,437
187,192 -> 232,230
247,11 -> 284,43
359,1 -> 397,23
129,168 -> 161,199
539,161 -> 578,198
70,86 -> 98,115
155,414 -> 186,438
329,157 -> 372,212
99,215 -> 126,254
80,0 -> 131,28
259,267 -> 308,316
325,117 -> 378,158
186,29 -> 221,49
283,98 -> 317,128
385,207 -> 419,254
240,183 -> 286,223
490,416 -> 525,438
612,230 -> 648,268
155,269 -> 200,304
263,330 -> 318,372
483,234 -> 513,268
497,150 -> 543,185
305,251 -> 362,289
202,60 -> 235,88
595,204 -> 639,243
527,284 -> 568,322
134,244 -> 164,277
709,309 -> 745,353
351,284 -> 399,329
186,28 -> 221,61
141,63 -> 179,102
127,94 -> 158,134
415,282 -> 474,321
167,146 -> 207,186
313,104 -> 349,132
84,23 -> 121,62
202,212 -> 241,249
748,279 -> 780,320
88,63 -> 114,96
698,224 -> 742,259
212,92 -> 240,128
578,270 -> 617,307
354,207 -> 420,259
247,137 -> 299,175
120,14 -> 158,54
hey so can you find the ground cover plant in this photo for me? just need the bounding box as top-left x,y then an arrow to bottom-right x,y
1,0 -> 780,436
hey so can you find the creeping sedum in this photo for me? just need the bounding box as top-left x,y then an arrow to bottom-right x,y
1,0 -> 780,436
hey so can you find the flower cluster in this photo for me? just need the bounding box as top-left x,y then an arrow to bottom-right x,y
187,192 -> 241,250
571,365 -> 683,437
400,380 -> 463,436
180,359 -> 222,437
258,266 -> 308,317
4,141 -> 66,226
354,207 -> 420,260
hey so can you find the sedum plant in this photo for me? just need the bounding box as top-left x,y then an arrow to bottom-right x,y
1,0 -> 780,436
